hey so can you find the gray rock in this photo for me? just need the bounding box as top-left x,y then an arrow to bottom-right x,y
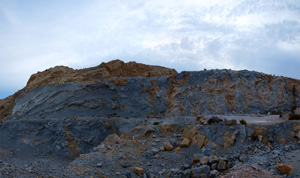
201,147 -> 211,156
191,165 -> 210,177
217,160 -> 227,171
209,156 -> 218,164
200,156 -> 209,165
211,163 -> 218,170
151,148 -> 159,154
182,163 -> 190,170
182,169 -> 191,178
210,170 -> 219,177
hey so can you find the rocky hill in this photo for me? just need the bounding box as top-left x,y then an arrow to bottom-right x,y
0,60 -> 300,178
1,60 -> 299,121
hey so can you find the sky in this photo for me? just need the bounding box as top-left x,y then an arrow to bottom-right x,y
0,0 -> 299,99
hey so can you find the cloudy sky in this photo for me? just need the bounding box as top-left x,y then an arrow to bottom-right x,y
0,0 -> 299,99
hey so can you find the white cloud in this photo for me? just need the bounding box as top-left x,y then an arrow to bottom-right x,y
0,0 -> 299,99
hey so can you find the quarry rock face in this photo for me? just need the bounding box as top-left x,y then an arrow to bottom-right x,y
0,60 -> 299,121
0,60 -> 300,178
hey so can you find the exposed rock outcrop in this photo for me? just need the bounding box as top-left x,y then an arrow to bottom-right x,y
0,60 -> 177,121
1,59 -> 300,178
5,65 -> 300,120
26,59 -> 177,87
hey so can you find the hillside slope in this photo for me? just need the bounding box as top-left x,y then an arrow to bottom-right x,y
1,60 -> 299,121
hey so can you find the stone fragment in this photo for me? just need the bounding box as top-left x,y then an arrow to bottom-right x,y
211,163 -> 217,170
180,138 -> 190,147
217,160 -> 227,171
205,141 -> 218,150
200,156 -> 209,165
175,147 -> 182,152
209,156 -> 219,164
192,154 -> 203,164
151,148 -> 159,154
183,126 -> 198,141
190,165 -> 210,178
192,134 -> 206,149
134,167 -> 144,175
278,164 -> 293,175
223,134 -> 236,150
163,140 -> 173,151
210,170 -> 219,177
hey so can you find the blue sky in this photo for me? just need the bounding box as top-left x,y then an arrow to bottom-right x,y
0,0 -> 300,99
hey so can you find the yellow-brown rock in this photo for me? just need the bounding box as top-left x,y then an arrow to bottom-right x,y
180,138 -> 190,147
134,167 -> 144,175
278,164 -> 293,175
175,147 -> 182,152
26,60 -> 177,87
191,134 -> 206,149
163,140 -> 173,151
182,126 -> 199,141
